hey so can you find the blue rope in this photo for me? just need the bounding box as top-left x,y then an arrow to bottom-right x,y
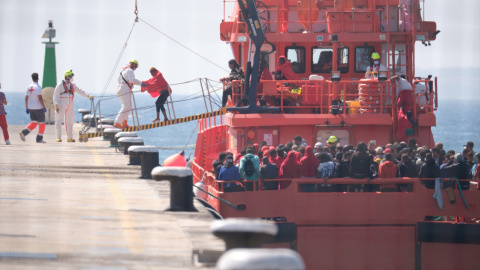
452,177 -> 469,210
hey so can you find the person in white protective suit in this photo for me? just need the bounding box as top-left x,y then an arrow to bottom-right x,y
114,60 -> 146,129
53,70 -> 94,142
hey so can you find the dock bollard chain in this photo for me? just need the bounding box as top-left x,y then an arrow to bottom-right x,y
151,167 -> 197,212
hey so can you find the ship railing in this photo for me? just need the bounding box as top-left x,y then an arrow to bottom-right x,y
204,177 -> 476,194
229,78 -> 396,115
411,77 -> 438,115
222,0 -> 389,34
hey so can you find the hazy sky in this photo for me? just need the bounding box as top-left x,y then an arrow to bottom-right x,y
0,0 -> 479,99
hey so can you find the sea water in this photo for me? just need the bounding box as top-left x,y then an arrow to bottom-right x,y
2,92 -> 479,162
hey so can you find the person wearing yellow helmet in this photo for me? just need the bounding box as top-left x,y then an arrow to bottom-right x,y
327,135 -> 338,145
53,69 -> 94,142
365,52 -> 387,79
114,60 -> 146,129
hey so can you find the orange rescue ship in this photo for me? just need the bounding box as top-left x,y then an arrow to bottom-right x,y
191,1 -> 480,269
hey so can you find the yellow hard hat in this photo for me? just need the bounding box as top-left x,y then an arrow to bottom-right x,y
327,136 -> 338,144
371,52 -> 380,60
129,59 -> 139,66
64,70 -> 74,77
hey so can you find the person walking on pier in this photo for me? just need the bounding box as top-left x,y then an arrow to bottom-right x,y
114,60 -> 146,129
19,73 -> 47,143
53,70 -> 94,142
0,83 -> 10,145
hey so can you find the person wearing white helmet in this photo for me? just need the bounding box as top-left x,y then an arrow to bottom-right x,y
53,70 -> 93,142
114,60 -> 146,129
314,142 -> 323,154
365,52 -> 387,79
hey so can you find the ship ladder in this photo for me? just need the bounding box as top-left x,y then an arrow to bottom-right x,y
78,107 -> 226,140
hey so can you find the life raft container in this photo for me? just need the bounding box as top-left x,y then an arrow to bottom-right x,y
358,79 -> 388,113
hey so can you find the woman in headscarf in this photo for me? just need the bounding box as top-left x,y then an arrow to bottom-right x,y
279,151 -> 301,179
300,146 -> 318,178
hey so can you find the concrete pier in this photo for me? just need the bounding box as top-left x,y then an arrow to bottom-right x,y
0,124 -> 224,269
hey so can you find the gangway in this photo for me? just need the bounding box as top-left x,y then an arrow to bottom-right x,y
78,107 -> 226,142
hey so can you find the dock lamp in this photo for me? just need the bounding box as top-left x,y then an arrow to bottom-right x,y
331,71 -> 341,82
378,71 -> 388,82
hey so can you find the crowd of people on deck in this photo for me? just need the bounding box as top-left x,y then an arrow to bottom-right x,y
211,136 -> 480,193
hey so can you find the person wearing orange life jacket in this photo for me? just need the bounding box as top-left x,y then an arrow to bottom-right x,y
365,52 -> 387,79
53,70 -> 94,142
114,60 -> 146,129
20,73 -> 47,143
275,56 -> 299,80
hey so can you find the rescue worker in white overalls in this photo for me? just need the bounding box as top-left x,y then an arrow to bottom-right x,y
53,70 -> 94,142
365,52 -> 387,79
114,60 -> 146,129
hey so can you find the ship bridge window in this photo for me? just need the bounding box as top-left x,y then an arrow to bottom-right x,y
312,48 -> 332,73
312,47 -> 349,73
285,46 -> 305,73
389,49 -> 406,73
354,46 -> 374,73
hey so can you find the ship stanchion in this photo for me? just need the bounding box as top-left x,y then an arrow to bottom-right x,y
151,167 -> 197,212
210,218 -> 278,250
128,146 -> 159,178
216,248 -> 305,270
118,137 -> 144,156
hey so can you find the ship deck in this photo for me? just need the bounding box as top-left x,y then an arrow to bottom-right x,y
0,124 -> 223,269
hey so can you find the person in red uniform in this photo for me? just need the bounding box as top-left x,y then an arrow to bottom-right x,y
0,83 -> 10,145
275,56 -> 299,80
141,67 -> 171,123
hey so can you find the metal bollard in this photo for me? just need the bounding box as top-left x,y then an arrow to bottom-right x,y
151,167 -> 197,212
216,248 -> 305,270
128,146 -> 159,174
98,118 -> 114,127
103,128 -> 122,144
82,114 -> 103,127
97,125 -> 115,137
113,132 -> 137,149
117,137 -> 144,155
78,108 -> 90,120
210,218 -> 278,250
